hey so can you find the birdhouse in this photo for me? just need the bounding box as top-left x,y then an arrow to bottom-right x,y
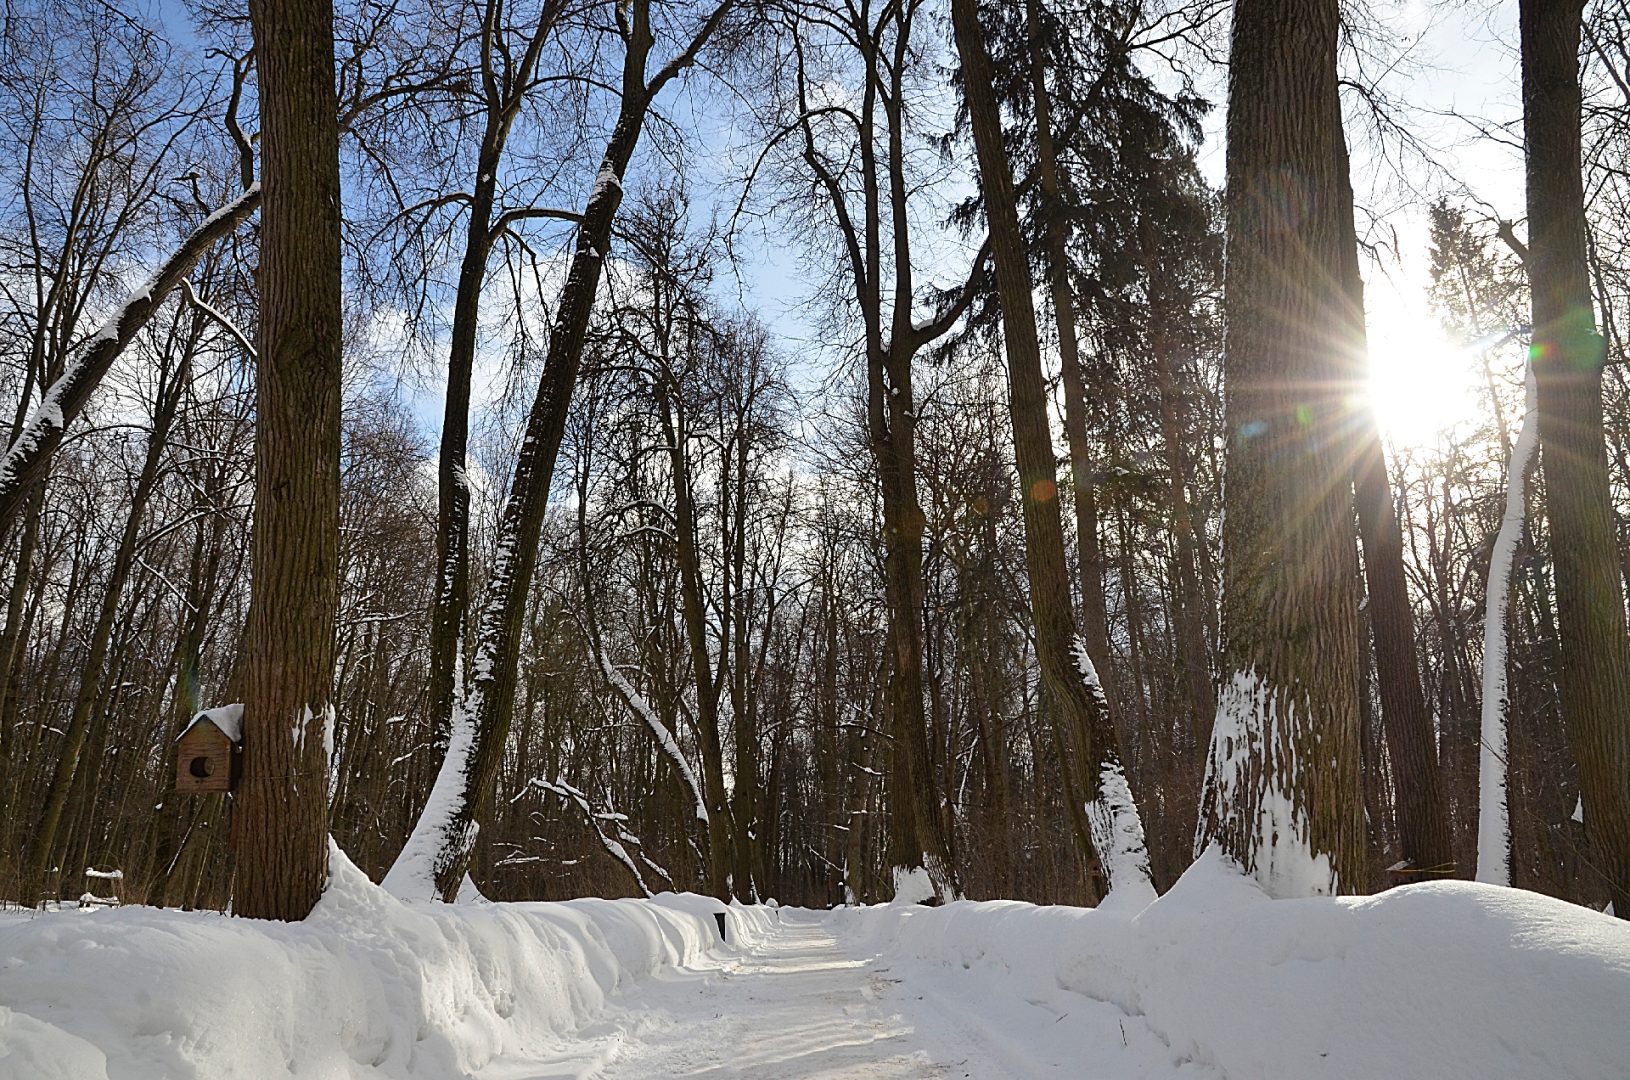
175,704 -> 244,795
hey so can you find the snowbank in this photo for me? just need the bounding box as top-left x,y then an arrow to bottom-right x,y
832,847 -> 1630,1080
0,845 -> 758,1079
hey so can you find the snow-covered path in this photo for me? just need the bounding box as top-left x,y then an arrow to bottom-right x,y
5,867 -> 1627,1080
482,910 -> 1207,1079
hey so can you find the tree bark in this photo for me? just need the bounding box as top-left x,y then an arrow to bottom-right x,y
1023,0 -> 1117,712
657,376 -> 736,897
1195,0 -> 1366,896
233,0 -> 344,921
1519,0 -> 1630,916
426,0 -> 561,779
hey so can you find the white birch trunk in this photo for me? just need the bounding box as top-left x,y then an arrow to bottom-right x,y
1478,363 -> 1539,887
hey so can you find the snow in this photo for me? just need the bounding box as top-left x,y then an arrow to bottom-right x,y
538,911 -> 1164,1078
834,847 -> 1630,1080
1477,362 -> 1537,886
384,661 -> 476,902
889,865 -> 935,905
0,843 -> 743,1080
1074,636 -> 1157,901
1,847 -> 1626,1079
588,160 -> 623,203
178,703 -> 243,744
1199,669 -> 1336,898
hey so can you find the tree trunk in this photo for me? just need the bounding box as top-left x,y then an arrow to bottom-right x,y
1520,0 -> 1630,915
0,485 -> 44,869
1024,0 -> 1117,711
727,418 -> 764,897
389,0 -> 736,902
424,166 -> 496,773
27,339 -> 194,897
658,379 -> 736,898
951,0 -> 1152,900
1334,125 -> 1455,879
233,0 -> 344,921
426,1 -> 560,778
789,5 -> 960,899
1195,0 -> 1366,897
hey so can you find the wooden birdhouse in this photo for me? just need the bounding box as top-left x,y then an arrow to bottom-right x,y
175,704 -> 244,795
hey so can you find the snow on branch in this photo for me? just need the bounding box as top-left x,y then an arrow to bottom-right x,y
594,646 -> 709,824
179,280 -> 256,359
529,776 -> 653,897
0,184 -> 262,531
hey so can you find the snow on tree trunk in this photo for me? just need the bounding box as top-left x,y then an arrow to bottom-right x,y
1199,670 -> 1339,898
1074,640 -> 1156,904
890,866 -> 935,905
383,664 -> 476,901
890,853 -> 959,905
1477,363 -> 1538,887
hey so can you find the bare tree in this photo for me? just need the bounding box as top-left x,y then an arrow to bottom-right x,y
388,0 -> 739,903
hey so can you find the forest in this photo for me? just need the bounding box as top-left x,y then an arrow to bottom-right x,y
1,0 -> 1629,934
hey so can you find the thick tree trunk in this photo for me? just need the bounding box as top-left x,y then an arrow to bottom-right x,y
1195,0 -> 1366,896
951,0 -> 1152,900
1520,0 -> 1630,916
233,0 -> 344,921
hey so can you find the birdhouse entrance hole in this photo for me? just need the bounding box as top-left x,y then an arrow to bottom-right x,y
188,755 -> 214,779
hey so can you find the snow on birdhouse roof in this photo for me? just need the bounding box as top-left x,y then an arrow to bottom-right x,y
178,703 -> 244,744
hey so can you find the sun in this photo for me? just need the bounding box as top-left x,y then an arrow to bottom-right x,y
1362,288 -> 1482,450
